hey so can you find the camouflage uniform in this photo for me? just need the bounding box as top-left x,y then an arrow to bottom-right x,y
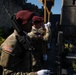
27,24 -> 51,42
27,23 -> 51,61
0,30 -> 44,75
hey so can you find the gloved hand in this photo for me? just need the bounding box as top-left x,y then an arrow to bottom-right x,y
37,69 -> 50,75
47,22 -> 51,27
43,54 -> 48,61
44,22 -> 51,28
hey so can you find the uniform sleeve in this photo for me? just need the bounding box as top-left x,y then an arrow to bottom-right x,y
27,29 -> 38,39
1,33 -> 17,53
27,31 -> 35,38
2,69 -> 37,75
26,72 -> 37,75
0,33 -> 17,67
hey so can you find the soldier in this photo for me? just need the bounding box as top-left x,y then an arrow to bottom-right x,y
28,16 -> 51,61
0,10 -> 50,75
